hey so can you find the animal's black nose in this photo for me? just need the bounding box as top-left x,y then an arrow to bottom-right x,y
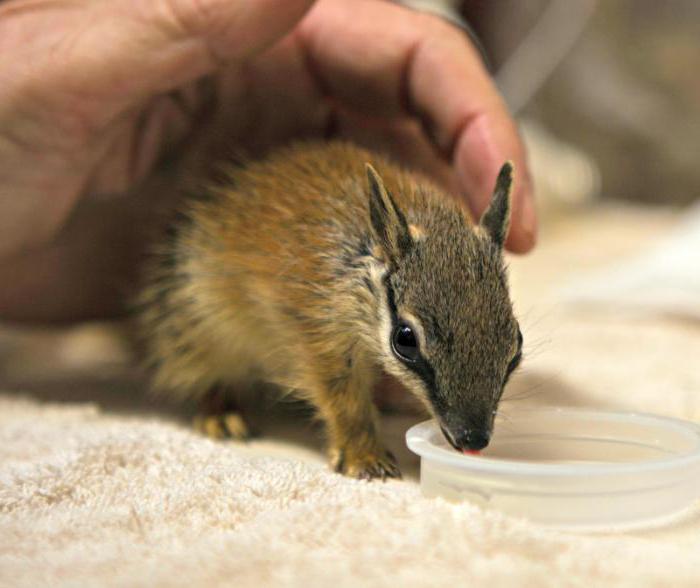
456,429 -> 491,451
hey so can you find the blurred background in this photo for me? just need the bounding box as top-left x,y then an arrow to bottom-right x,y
1,0 -> 699,434
403,0 -> 700,210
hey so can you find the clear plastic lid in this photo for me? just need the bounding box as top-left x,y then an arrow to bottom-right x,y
406,407 -> 700,529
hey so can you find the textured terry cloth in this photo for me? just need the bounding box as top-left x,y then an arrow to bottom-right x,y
2,395 -> 700,588
1,204 -> 700,588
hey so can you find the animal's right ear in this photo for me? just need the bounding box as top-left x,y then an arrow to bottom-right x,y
366,163 -> 412,265
479,161 -> 513,249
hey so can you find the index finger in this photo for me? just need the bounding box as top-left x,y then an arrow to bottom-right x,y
298,0 -> 536,252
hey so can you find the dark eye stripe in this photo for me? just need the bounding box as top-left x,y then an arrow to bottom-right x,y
507,351 -> 522,376
504,346 -> 523,387
383,274 -> 399,315
508,326 -> 523,376
383,276 -> 438,402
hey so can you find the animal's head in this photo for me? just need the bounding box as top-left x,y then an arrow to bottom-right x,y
366,163 -> 522,451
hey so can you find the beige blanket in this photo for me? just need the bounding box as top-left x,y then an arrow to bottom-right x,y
1,204 -> 699,587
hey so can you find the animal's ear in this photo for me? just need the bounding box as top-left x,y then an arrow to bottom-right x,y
479,161 -> 513,249
366,163 -> 412,264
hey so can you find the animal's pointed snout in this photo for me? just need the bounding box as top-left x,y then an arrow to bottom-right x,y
455,429 -> 491,451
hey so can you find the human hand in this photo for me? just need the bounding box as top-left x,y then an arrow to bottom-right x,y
0,0 -> 535,321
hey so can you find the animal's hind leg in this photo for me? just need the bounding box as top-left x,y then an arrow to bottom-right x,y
193,384 -> 254,441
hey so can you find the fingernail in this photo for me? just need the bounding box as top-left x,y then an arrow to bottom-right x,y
516,178 -> 538,249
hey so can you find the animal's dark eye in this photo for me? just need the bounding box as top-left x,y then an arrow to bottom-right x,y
391,323 -> 419,362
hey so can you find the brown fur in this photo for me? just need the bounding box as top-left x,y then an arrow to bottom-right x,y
136,141 -> 521,479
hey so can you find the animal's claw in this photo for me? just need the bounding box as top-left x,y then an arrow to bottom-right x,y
332,448 -> 402,481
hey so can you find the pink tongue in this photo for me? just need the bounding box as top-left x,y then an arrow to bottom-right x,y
462,449 -> 481,456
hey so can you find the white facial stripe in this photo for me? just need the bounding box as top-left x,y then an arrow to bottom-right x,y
371,263 -> 433,412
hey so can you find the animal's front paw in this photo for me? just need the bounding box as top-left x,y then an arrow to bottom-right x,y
331,447 -> 402,481
193,412 -> 253,441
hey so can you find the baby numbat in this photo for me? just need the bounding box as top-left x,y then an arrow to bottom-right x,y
137,141 -> 523,480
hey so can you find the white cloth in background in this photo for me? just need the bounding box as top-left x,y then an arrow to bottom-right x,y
561,201 -> 700,319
